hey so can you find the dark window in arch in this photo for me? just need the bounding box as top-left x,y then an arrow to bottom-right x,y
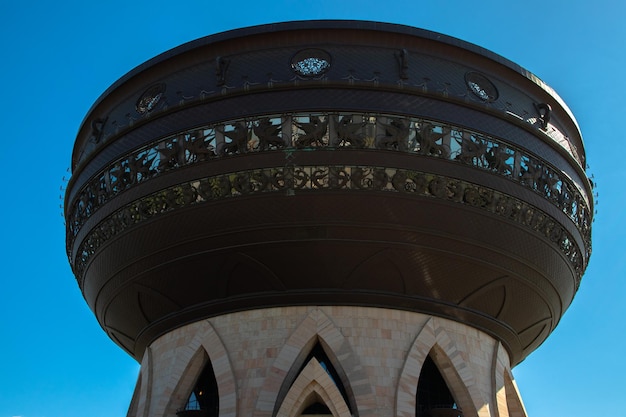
416,355 -> 463,417
176,360 -> 219,417
295,342 -> 353,414
301,402 -> 332,414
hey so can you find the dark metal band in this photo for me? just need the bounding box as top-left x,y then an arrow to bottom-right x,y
72,164 -> 584,286
66,113 -> 591,263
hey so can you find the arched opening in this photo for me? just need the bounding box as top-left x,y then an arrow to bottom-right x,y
504,371 -> 527,417
176,359 -> 219,417
294,342 -> 352,414
276,359 -> 352,417
301,400 -> 332,415
275,341 -> 354,417
416,355 -> 463,417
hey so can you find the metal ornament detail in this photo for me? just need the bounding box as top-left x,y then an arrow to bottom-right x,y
215,56 -> 230,86
291,49 -> 331,77
534,102 -> 552,129
73,53 -> 582,169
70,165 -> 584,286
396,48 -> 409,80
66,113 -> 592,256
465,72 -> 498,102
135,83 -> 166,114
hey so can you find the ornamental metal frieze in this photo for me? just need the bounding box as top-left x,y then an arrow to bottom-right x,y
71,165 -> 584,286
67,113 -> 591,252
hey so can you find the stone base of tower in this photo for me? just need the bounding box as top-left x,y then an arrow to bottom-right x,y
127,306 -> 528,417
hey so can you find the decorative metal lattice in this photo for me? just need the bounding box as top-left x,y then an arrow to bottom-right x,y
67,113 -> 591,255
71,164 -> 585,285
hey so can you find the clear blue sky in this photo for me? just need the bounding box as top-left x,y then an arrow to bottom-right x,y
0,1 -> 623,416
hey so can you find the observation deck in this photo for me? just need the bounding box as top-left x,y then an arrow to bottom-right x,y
65,20 -> 593,364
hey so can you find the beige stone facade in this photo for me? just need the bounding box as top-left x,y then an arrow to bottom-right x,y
127,306 -> 527,417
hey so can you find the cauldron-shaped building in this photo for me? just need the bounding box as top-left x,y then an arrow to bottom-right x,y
65,21 -> 593,417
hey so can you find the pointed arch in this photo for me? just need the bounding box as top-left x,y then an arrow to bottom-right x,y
178,357 -> 219,416
253,308 -> 376,417
396,317 -> 483,417
158,320 -> 237,417
164,346 -> 209,415
272,337 -> 357,416
492,342 -> 510,417
295,342 -> 353,412
503,370 -> 527,417
426,344 -> 477,416
416,355 -> 462,416
276,358 -> 352,417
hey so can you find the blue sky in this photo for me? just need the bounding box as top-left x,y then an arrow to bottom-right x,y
0,1 -> 623,416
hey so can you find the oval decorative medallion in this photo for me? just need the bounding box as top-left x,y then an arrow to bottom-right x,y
465,72 -> 498,102
291,49 -> 332,77
136,83 -> 166,114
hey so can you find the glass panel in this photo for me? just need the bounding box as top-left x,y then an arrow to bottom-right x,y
416,355 -> 462,417
177,360 -> 219,417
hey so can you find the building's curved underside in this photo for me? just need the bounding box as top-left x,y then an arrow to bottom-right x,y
65,21 -> 593,366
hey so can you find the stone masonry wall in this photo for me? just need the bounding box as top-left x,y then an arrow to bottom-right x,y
127,306 -> 527,417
